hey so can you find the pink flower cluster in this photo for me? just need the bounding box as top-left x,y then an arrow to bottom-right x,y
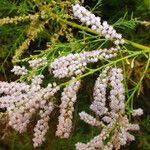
0,69 -> 59,147
29,56 -> 47,68
76,67 -> 143,150
50,48 -> 118,78
33,102 -> 54,147
72,4 -> 124,46
56,78 -> 81,138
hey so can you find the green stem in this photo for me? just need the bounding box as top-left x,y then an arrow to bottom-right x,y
126,51 -> 150,107
124,39 -> 150,51
55,14 -> 150,51
78,52 -> 142,79
58,17 -> 98,35
59,51 -> 142,87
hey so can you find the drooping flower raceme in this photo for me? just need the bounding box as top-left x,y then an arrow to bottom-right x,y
109,68 -> 125,114
29,56 -> 47,68
11,65 -> 28,75
7,80 -> 59,133
33,102 -> 54,147
132,108 -> 143,116
76,67 -> 142,150
90,67 -> 110,116
50,48 -> 118,78
79,111 -> 104,127
72,4 -> 124,46
56,78 -> 81,138
0,65 -> 60,146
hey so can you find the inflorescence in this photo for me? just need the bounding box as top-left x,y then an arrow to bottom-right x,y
72,4 -> 124,46
76,67 -> 142,150
0,2 -> 143,150
0,67 -> 60,147
50,48 -> 118,78
56,78 -> 81,138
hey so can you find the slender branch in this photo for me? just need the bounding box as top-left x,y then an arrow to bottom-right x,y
54,14 -> 150,51
126,51 -> 150,107
59,51 -> 143,87
124,39 -> 150,51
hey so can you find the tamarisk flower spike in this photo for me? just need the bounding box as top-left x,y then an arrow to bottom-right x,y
72,4 -> 124,46
76,67 -> 142,150
33,102 -> 54,147
56,78 -> 81,138
11,65 -> 28,75
29,57 -> 47,68
0,64 -> 60,136
50,48 -> 118,78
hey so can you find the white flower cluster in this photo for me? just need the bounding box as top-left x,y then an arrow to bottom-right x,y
11,65 -> 28,75
33,102 -> 54,147
109,68 -> 125,114
0,66 -> 60,137
111,116 -> 140,150
76,122 -> 114,150
0,63 -> 143,149
79,111 -> 103,127
90,67 -> 125,120
0,81 -> 30,108
90,67 -> 110,116
72,4 -> 124,46
29,56 -> 47,68
132,108 -> 143,116
76,68 -> 141,150
56,78 -> 81,138
31,74 -> 44,91
50,48 -> 117,78
76,115 -> 140,150
7,80 -> 59,133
